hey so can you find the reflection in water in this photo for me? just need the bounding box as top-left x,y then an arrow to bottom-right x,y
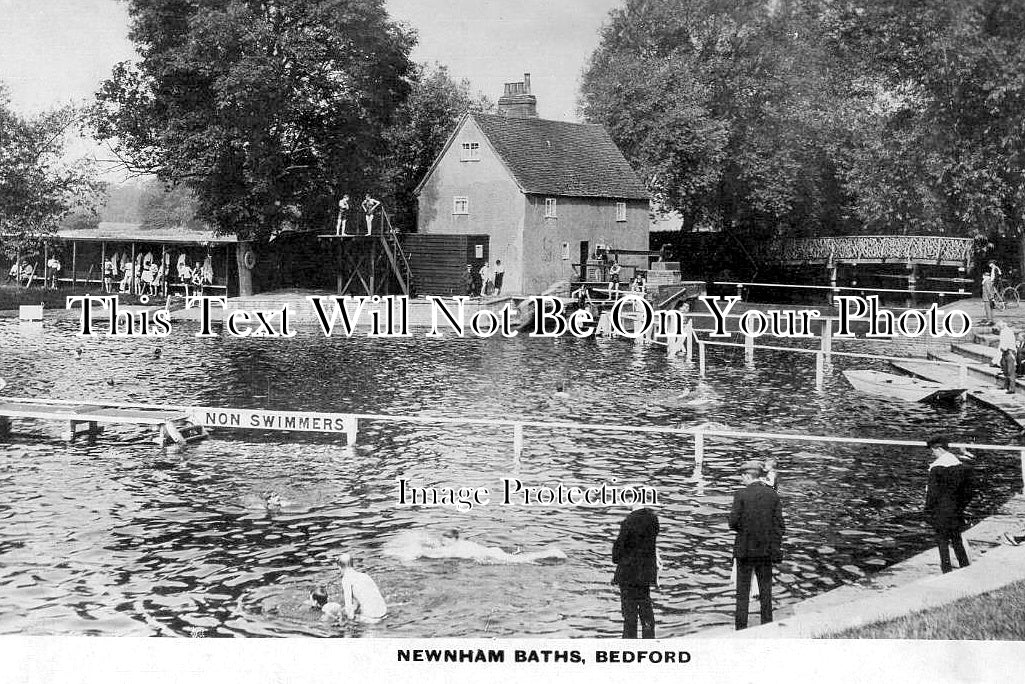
0,319 -> 1021,637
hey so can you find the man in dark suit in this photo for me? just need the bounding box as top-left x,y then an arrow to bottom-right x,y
730,459 -> 785,631
924,435 -> 974,573
612,502 -> 660,638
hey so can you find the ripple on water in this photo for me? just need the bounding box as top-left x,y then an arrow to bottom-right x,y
0,320 -> 1021,636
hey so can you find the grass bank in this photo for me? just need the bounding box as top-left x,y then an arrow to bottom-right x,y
825,579 -> 1025,639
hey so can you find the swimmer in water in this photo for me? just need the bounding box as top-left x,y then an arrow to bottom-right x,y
416,529 -> 567,565
337,553 -> 387,622
309,586 -> 344,622
262,491 -> 283,510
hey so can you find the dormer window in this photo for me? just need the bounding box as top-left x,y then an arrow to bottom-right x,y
460,142 -> 481,161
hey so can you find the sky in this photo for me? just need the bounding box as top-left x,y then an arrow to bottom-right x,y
0,0 -> 624,121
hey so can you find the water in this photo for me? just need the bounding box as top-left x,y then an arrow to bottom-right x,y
0,318 -> 1021,637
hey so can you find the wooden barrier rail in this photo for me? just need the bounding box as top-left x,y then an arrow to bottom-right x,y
2,394 -> 1022,491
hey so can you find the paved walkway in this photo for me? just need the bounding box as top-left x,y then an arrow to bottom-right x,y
696,495 -> 1025,638
947,296 -> 1025,327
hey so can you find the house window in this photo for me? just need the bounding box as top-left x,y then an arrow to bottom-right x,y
544,197 -> 557,219
460,142 -> 480,161
616,202 -> 627,222
453,196 -> 469,215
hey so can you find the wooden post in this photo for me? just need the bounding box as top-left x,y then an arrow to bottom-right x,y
336,240 -> 344,294
907,263 -> 916,309
369,239 -> 377,295
72,241 -> 78,289
821,322 -> 833,364
100,242 -> 106,292
686,323 -> 694,362
699,340 -> 706,377
342,415 -> 358,447
694,429 -> 704,466
1020,449 -> 1025,495
513,423 -> 524,460
815,350 -> 825,391
744,333 -> 755,367
222,246 -> 230,296
236,242 -> 254,297
828,264 -> 837,305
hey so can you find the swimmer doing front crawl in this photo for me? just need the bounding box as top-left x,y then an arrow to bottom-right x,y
390,529 -> 567,565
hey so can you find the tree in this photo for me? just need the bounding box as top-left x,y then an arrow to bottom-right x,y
0,84 -> 101,259
834,0 -> 1025,269
580,0 -> 855,238
380,64 -> 493,231
139,181 -> 204,231
93,0 -> 416,243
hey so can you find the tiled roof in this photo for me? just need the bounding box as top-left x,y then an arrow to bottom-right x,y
471,113 -> 650,200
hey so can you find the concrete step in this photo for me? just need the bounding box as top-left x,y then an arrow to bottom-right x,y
890,359 -> 1025,428
952,340 -> 1002,364
926,350 -> 997,388
930,349 -> 1025,392
974,331 -> 999,347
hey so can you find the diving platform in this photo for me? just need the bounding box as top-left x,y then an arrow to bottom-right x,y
0,399 -> 207,445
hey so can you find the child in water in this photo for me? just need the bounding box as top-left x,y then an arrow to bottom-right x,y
309,586 -> 344,622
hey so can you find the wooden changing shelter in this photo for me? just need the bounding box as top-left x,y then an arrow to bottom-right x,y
10,223 -> 241,297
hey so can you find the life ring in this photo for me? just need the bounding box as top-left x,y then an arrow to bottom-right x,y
243,249 -> 257,270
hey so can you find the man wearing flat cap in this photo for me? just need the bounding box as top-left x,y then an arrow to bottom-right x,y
729,459 -> 785,630
924,435 -> 974,573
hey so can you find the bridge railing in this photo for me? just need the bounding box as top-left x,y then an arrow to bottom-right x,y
751,235 -> 975,267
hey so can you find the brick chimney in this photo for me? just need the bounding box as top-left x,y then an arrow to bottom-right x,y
498,73 -> 537,118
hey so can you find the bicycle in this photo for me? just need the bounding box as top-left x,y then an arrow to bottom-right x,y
993,277 -> 1020,309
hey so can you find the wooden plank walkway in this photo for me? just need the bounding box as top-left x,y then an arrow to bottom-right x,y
890,359 -> 1025,429
0,401 -> 187,425
0,400 -> 201,444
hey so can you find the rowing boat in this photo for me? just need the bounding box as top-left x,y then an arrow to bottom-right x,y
843,370 -> 965,402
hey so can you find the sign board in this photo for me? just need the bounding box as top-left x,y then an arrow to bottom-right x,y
475,244 -> 484,259
190,407 -> 356,436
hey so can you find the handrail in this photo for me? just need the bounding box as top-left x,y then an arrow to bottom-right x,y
1,394 -> 1020,452
694,337 -> 970,368
4,393 -> 1022,490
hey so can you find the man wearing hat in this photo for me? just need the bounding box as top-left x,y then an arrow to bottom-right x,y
924,435 -> 974,574
729,459 -> 785,630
